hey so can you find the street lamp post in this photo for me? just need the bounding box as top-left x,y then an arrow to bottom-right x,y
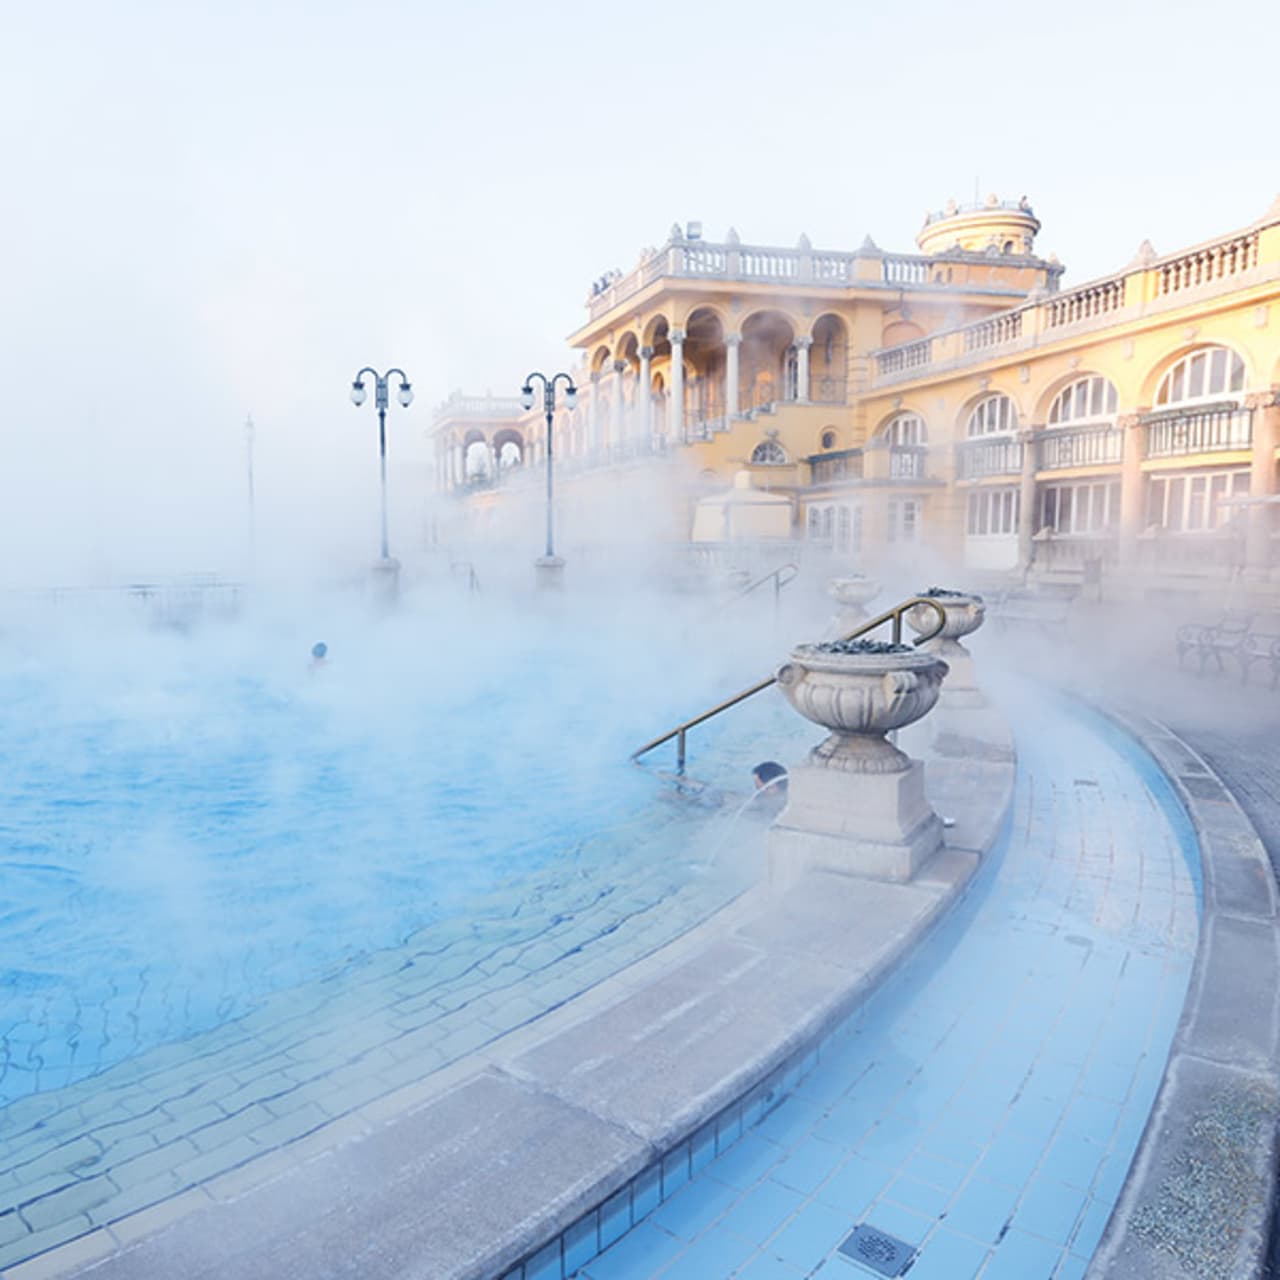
350,367 -> 413,562
521,371 -> 577,584
244,414 -> 256,564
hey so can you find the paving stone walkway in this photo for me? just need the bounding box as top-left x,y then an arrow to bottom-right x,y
578,688 -> 1199,1280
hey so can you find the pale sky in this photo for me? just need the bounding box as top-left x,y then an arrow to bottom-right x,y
2,0 -> 1276,583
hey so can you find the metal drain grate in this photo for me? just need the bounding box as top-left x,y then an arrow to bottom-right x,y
837,1224 -> 915,1277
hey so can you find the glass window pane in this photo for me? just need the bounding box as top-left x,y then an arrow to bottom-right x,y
1167,477 -> 1186,531
1209,347 -> 1227,394
1230,353 -> 1244,391
1171,365 -> 1185,403
1189,353 -> 1207,399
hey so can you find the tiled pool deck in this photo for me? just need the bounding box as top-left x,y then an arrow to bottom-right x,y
574,693 -> 1200,1280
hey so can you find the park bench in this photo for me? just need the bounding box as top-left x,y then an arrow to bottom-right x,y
1175,611 -> 1254,674
1238,625 -> 1280,689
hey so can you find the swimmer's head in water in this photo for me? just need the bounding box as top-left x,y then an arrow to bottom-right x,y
752,760 -> 787,790
312,642 -> 328,660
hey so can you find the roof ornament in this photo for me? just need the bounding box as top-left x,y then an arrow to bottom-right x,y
797,232 -> 812,250
669,222 -> 684,242
726,226 -> 741,244
1129,240 -> 1157,267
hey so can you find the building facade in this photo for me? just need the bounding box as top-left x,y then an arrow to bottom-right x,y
431,196 -> 1280,594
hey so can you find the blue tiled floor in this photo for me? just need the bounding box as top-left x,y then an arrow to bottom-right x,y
579,687 -> 1199,1280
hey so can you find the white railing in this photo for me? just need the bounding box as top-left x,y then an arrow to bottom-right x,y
1158,232 -> 1259,296
964,311 -> 1023,352
1045,278 -> 1127,328
882,256 -> 932,285
433,392 -> 526,423
959,437 -> 1024,478
1144,407 -> 1253,458
889,446 -> 927,479
1036,425 -> 1123,469
876,339 -> 933,376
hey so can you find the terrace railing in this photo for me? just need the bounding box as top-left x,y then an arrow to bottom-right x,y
809,449 -> 863,486
889,445 -> 928,479
958,437 -> 1024,479
630,596 -> 946,774
1143,406 -> 1253,458
1036,425 -> 1123,470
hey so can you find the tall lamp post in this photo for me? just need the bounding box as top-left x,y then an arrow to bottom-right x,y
350,367 -> 413,563
244,414 -> 256,565
521,370 -> 577,586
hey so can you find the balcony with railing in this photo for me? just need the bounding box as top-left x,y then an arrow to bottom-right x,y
958,436 -> 1024,479
1143,405 -> 1253,458
808,449 -> 864,487
432,391 -> 526,426
1036,425 -> 1123,470
889,445 -> 928,479
582,230 -> 1059,322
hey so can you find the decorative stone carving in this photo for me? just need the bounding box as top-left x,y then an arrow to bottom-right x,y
769,640 -> 950,884
775,644 -> 947,775
826,575 -> 881,634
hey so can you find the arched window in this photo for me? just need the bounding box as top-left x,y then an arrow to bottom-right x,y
881,413 -> 927,446
1155,346 -> 1246,407
966,394 -> 1017,437
751,440 -> 788,465
1048,375 -> 1119,426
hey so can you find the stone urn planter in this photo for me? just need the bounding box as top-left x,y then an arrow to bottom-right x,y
776,640 -> 947,774
826,575 -> 881,635
901,588 -> 1008,757
906,587 -> 985,651
769,639 -> 950,885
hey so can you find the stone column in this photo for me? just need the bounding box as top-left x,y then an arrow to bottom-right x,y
669,329 -> 685,443
589,371 -> 602,455
451,443 -> 463,488
1018,428 -> 1038,573
639,346 -> 653,442
613,361 -> 627,448
1246,391 -> 1279,575
488,441 -> 498,481
794,336 -> 812,403
1117,412 -> 1145,570
725,334 -> 740,420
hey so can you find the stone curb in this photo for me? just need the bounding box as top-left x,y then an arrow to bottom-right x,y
5,735 -> 1015,1280
1086,707 -> 1280,1280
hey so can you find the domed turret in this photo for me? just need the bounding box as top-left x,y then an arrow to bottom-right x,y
917,194 -> 1041,257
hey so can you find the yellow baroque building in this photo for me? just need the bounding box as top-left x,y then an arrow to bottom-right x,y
431,195 -> 1280,596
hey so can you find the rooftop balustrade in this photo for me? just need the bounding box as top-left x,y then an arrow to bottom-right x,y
432,391 -> 528,425
584,233 -> 1057,322
871,221 -> 1276,387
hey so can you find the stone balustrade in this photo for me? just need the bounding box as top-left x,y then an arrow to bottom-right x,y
585,233 -> 1058,321
958,436 -> 1024,479
871,218 -> 1279,386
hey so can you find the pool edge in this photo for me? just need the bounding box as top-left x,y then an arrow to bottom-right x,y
1082,705 -> 1280,1280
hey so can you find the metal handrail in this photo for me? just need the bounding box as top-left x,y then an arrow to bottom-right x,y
632,595 -> 948,774
734,562 -> 800,604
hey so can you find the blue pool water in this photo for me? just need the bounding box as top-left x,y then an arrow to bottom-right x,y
0,601 -> 808,1110
577,687 -> 1200,1280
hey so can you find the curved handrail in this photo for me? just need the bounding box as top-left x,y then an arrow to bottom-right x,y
632,595 -> 947,773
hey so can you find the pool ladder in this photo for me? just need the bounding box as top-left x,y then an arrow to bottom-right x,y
631,595 -> 947,775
